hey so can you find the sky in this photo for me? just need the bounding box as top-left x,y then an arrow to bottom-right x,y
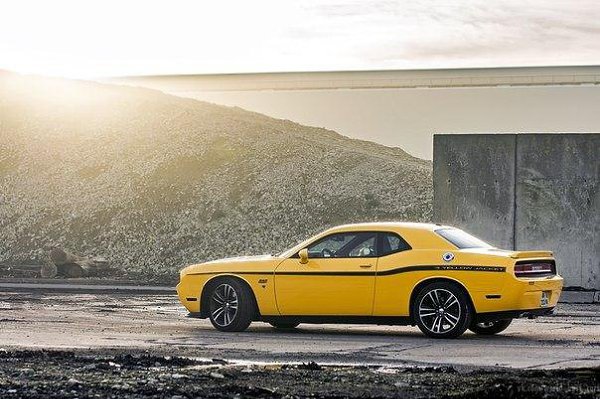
0,0 -> 599,78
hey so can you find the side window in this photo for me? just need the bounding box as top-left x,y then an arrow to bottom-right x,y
347,234 -> 377,257
379,232 -> 411,256
307,232 -> 378,258
308,233 -> 356,258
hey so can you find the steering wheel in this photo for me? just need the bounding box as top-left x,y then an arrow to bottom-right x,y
321,248 -> 335,258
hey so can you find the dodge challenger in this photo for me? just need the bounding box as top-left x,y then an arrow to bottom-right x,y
177,223 -> 563,338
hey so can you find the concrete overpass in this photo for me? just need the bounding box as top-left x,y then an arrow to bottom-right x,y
106,65 -> 600,160
110,65 -> 600,92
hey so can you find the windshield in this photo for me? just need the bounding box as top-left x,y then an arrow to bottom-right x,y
277,236 -> 314,257
435,228 -> 493,249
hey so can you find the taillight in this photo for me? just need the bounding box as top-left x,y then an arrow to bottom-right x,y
514,261 -> 555,278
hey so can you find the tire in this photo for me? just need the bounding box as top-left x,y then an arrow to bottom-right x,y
207,278 -> 254,332
269,321 -> 300,329
412,281 -> 473,339
469,319 -> 512,335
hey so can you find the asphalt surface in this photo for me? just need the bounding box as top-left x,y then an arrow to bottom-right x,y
0,282 -> 173,293
0,288 -> 598,370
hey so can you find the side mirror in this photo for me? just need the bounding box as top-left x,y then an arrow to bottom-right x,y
298,248 -> 309,264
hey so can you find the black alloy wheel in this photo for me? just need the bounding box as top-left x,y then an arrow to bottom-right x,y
413,281 -> 472,338
208,278 -> 254,332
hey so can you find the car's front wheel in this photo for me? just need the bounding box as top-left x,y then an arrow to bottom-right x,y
469,319 -> 512,335
412,281 -> 472,339
207,278 -> 254,332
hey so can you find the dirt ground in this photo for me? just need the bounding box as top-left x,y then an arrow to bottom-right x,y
1,350 -> 598,399
0,288 -> 598,398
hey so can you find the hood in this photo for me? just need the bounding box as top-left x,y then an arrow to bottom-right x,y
202,254 -> 275,265
179,254 -> 277,276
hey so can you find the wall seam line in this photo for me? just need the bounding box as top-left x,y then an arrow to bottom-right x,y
513,134 -> 518,250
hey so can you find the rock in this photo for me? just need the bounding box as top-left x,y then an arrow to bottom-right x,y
210,372 -> 225,379
298,361 -> 322,370
40,262 -> 58,278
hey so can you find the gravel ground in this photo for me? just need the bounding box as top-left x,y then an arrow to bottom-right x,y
0,289 -> 598,398
0,350 -> 598,399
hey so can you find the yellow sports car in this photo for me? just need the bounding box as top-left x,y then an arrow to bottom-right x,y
177,223 -> 563,338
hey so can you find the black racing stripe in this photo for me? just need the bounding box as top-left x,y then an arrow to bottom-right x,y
377,265 -> 505,276
188,271 -> 271,276
187,265 -> 505,277
275,271 -> 377,276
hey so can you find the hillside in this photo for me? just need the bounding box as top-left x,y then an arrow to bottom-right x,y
0,71 -> 432,281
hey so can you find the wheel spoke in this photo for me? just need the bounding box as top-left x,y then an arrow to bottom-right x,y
445,312 -> 459,322
223,310 -> 230,325
432,290 -> 441,307
443,295 -> 453,306
212,306 -> 226,319
443,314 -> 457,328
429,316 -> 436,332
426,292 -> 437,307
212,295 -> 225,305
211,283 -> 240,327
419,288 -> 462,334
445,298 -> 459,308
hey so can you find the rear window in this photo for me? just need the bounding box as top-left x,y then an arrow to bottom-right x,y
435,228 -> 493,249
379,232 -> 411,256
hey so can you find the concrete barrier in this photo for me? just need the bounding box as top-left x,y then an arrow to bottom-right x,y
434,133 -> 599,290
433,134 -> 516,250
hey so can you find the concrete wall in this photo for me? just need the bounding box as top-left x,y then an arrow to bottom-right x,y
433,134 -> 516,250
434,133 -> 599,290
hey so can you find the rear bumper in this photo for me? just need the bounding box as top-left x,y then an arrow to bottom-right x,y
475,306 -> 555,323
472,275 -> 563,313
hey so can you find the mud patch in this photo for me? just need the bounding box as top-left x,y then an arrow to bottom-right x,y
536,339 -> 581,346
0,350 -> 597,398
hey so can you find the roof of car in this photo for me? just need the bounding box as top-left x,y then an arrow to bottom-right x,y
278,222 -> 456,257
325,222 -> 449,233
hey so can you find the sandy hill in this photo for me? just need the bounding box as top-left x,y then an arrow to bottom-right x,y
0,71 -> 432,281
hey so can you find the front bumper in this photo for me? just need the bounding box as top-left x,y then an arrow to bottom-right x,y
176,281 -> 201,313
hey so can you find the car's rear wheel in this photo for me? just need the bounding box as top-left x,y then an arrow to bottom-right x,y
469,319 -> 512,335
412,281 -> 472,339
269,321 -> 300,329
207,278 -> 254,332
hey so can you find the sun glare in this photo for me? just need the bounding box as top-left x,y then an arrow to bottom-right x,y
0,0 -> 298,78
0,0 -> 598,78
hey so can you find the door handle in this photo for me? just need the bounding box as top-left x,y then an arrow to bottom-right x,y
359,264 -> 373,268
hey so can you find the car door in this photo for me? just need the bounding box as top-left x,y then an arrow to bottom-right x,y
372,231 -> 415,316
274,231 -> 378,316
